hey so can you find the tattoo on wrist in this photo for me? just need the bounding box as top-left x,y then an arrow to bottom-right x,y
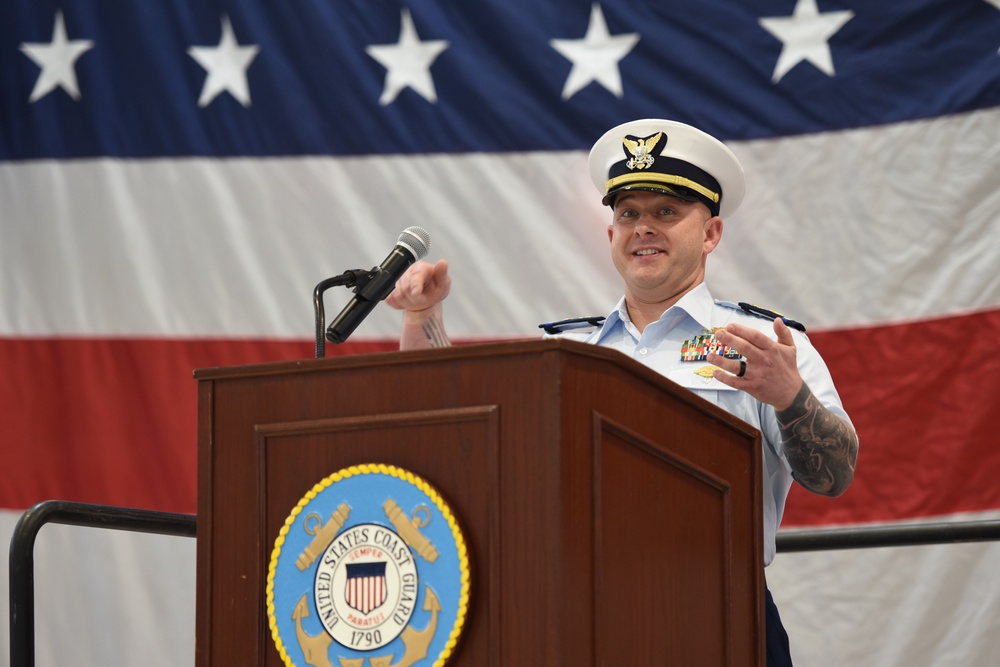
421,318 -> 450,348
776,383 -> 859,497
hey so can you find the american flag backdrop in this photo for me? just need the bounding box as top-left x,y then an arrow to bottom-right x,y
2,0 -> 1000,664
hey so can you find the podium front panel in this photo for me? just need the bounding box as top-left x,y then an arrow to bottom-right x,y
195,340 -> 763,667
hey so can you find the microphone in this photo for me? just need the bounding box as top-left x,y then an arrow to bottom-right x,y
326,226 -> 431,344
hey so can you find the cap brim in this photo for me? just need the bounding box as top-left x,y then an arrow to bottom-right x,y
602,183 -> 703,208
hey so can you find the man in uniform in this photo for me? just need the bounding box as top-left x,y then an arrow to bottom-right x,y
386,118 -> 860,666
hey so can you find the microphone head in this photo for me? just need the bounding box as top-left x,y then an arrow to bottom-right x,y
397,226 -> 431,261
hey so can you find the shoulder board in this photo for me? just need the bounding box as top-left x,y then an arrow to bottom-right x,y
717,301 -> 806,332
538,316 -> 606,335
736,302 -> 806,332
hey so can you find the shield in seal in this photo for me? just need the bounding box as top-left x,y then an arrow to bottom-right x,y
344,561 -> 388,615
267,463 -> 471,667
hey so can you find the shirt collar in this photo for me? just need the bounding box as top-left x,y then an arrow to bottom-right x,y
588,282 -> 717,344
672,282 -> 717,331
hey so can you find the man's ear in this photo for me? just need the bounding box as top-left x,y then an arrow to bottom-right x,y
704,216 -> 724,252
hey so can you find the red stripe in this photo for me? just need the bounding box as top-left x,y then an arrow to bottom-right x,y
4,309 -> 999,526
783,307 -> 1000,527
0,337 -> 394,512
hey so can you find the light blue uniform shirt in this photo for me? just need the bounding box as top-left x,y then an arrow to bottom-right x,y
548,282 -> 852,565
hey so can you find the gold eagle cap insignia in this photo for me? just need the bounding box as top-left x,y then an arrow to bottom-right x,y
623,131 -> 662,170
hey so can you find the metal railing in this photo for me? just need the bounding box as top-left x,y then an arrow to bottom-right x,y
8,500 -> 196,667
8,500 -> 1000,667
776,519 -> 1000,552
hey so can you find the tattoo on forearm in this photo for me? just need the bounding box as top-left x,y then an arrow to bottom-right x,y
776,383 -> 859,497
421,317 -> 450,348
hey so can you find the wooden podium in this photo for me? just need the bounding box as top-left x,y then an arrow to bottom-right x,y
194,339 -> 764,666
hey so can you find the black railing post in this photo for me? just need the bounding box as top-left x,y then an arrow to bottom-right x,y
8,500 -> 196,667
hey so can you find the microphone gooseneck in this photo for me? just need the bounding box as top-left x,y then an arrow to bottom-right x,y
325,227 -> 431,345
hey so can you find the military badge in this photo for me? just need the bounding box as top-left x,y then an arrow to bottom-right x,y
622,132 -> 663,170
680,328 -> 742,362
267,463 -> 471,667
692,365 -> 719,384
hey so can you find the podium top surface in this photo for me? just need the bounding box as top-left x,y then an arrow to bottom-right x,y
194,338 -> 759,439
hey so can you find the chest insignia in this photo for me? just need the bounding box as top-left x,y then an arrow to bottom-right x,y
680,329 -> 741,362
693,365 -> 718,384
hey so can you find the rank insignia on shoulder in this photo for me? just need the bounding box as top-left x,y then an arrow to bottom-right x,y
538,316 -> 606,335
737,302 -> 806,332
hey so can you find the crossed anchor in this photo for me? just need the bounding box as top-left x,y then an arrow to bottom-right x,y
293,587 -> 441,667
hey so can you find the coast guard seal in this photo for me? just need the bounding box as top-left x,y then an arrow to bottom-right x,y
267,464 -> 471,667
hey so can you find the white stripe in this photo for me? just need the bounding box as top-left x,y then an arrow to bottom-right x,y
2,108 -> 998,337
0,152 -> 617,338
713,106 -> 1000,329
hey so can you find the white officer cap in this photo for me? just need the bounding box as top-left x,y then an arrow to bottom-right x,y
588,119 -> 746,218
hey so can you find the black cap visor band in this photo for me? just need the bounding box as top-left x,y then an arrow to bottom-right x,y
604,183 -> 719,216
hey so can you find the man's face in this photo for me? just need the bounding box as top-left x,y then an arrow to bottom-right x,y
607,190 -> 723,306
